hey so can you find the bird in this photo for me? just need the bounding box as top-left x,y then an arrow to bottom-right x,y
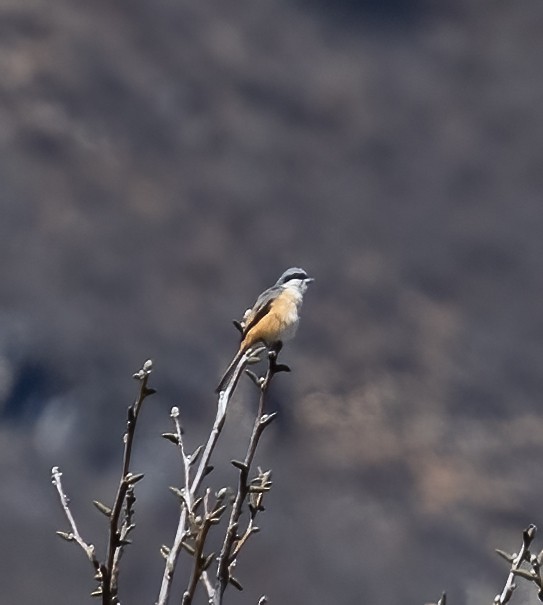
216,267 -> 314,393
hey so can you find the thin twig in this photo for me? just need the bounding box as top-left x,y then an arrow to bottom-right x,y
171,407 -> 193,512
51,466 -> 101,576
52,360 -> 155,603
529,548 -> 543,601
102,359 -> 155,604
230,468 -> 271,560
213,351 -> 280,605
183,490 -> 215,605
156,347 -> 264,605
495,524 -> 537,604
200,570 -> 214,600
169,409 -> 220,605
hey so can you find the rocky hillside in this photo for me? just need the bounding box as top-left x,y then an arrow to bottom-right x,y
1,0 -> 543,603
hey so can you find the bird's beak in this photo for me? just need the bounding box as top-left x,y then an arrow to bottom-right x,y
305,277 -> 315,283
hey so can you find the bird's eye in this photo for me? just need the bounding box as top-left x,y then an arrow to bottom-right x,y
286,272 -> 307,282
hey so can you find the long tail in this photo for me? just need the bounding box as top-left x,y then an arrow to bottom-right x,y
215,347 -> 246,393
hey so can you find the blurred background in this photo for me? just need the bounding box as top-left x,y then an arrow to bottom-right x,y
1,0 -> 543,603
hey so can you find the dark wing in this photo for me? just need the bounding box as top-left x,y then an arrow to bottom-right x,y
241,286 -> 277,337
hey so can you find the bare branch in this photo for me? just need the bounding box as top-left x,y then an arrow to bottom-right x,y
213,350 -> 280,605
156,347 -> 265,605
495,524 -> 537,604
101,358 -> 154,604
52,466 -> 101,574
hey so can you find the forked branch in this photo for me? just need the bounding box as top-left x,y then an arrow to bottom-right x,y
52,359 -> 155,604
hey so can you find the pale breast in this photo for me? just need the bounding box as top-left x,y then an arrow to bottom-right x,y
279,316 -> 299,342
272,290 -> 300,343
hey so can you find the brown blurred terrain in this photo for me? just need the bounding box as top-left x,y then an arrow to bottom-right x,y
1,0 -> 543,603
